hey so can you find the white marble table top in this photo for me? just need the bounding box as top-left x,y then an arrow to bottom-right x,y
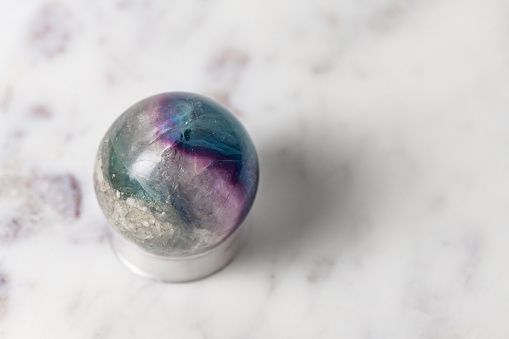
1,0 -> 509,338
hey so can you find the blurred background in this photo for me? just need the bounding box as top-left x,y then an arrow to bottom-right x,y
1,0 -> 509,338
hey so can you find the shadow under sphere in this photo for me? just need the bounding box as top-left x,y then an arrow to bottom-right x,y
236,127 -> 355,267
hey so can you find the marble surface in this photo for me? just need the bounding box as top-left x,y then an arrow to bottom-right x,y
1,0 -> 509,337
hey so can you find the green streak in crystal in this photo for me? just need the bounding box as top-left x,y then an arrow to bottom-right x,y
108,140 -> 159,207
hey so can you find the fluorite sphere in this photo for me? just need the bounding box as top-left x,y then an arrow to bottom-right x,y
94,92 -> 259,256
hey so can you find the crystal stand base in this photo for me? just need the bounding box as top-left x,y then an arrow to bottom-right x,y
110,219 -> 250,282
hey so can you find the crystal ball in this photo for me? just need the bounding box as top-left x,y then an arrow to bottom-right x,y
94,92 -> 259,257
